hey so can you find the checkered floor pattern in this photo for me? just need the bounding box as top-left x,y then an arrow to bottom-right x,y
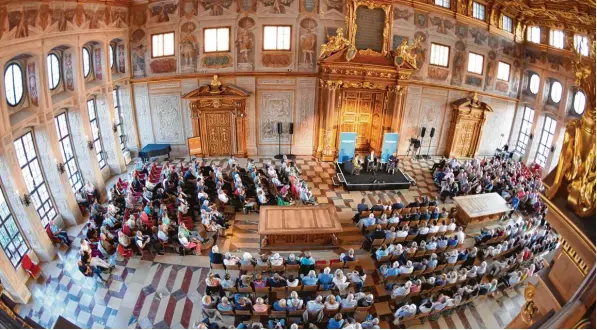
16,156 -> 525,329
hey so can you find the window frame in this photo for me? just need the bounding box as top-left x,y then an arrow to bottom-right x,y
4,62 -> 24,107
528,73 -> 540,95
203,26 -> 231,53
262,25 -> 292,51
515,106 -> 535,156
527,26 -> 541,44
534,116 -> 556,168
429,43 -> 450,68
467,52 -> 484,75
113,87 -> 126,151
472,2 -> 486,21
549,30 -> 565,49
0,184 -> 30,268
87,98 -> 107,169
151,32 -> 176,58
55,112 -> 83,193
434,0 -> 450,9
46,53 -> 61,90
82,47 -> 91,78
572,90 -> 586,115
14,131 -> 57,227
497,61 -> 511,82
502,15 -> 513,33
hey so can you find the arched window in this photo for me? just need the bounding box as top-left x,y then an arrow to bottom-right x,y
4,63 -> 23,107
573,91 -> 586,115
109,45 -> 114,68
82,48 -> 91,78
550,81 -> 562,103
46,53 -> 61,90
529,73 -> 540,94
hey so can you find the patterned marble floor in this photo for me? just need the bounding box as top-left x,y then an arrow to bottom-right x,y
16,156 -> 525,329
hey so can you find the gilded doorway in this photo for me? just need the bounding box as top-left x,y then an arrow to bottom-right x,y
203,112 -> 233,156
339,90 -> 385,152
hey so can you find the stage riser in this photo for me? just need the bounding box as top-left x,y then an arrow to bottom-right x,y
343,182 -> 412,191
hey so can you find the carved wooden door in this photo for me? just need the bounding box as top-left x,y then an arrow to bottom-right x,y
340,90 -> 385,151
202,112 -> 233,156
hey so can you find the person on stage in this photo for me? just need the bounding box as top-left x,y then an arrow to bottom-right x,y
367,151 -> 376,172
387,153 -> 398,174
352,155 -> 363,175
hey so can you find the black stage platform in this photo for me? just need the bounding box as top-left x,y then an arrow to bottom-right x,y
334,162 -> 415,191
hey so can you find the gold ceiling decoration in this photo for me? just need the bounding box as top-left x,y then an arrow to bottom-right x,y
495,0 -> 595,33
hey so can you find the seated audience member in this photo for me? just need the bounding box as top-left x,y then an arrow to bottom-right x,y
49,220 -> 72,245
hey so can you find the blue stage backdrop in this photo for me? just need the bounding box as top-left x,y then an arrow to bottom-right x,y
381,133 -> 400,162
337,132 -> 358,163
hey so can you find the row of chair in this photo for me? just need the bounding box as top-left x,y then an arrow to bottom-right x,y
211,259 -> 361,273
373,244 -> 465,263
358,206 -> 449,219
368,231 -> 457,250
211,304 -> 371,321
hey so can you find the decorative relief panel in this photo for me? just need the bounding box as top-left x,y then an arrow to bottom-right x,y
96,98 -> 119,171
259,91 -> 294,144
133,84 -> 154,145
419,97 -> 446,147
296,78 -> 316,148
181,79 -> 199,139
149,93 -> 185,144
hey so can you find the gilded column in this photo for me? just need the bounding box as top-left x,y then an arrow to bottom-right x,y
385,85 -> 406,134
321,80 -> 342,162
315,79 -> 330,159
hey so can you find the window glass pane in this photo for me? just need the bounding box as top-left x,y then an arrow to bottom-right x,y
528,27 -> 541,43
497,62 -> 510,81
82,48 -> 91,78
574,35 -> 589,56
434,0 -> 450,8
152,34 -> 163,57
279,27 -> 290,50
573,91 -> 586,115
549,30 -> 564,49
87,99 -> 106,169
534,117 -> 556,167
13,132 -> 56,227
109,45 -> 114,68
47,54 -> 60,90
55,113 -> 82,193
467,52 -> 483,74
217,28 -> 230,51
550,81 -> 562,103
5,64 -> 24,107
472,2 -> 485,20
164,33 -> 175,56
529,74 -> 540,94
502,16 -> 512,33
430,43 -> 449,67
264,26 -> 278,50
0,188 -> 28,268
204,29 -> 217,52
516,107 -> 535,155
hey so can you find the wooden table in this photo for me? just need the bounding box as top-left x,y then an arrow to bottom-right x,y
453,193 -> 511,233
258,204 -> 343,251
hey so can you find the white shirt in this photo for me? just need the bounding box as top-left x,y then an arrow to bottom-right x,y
218,193 -> 229,204
447,223 -> 457,231
419,227 -> 429,235
455,231 -> 465,244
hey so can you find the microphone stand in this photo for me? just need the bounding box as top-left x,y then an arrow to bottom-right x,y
274,129 -> 283,160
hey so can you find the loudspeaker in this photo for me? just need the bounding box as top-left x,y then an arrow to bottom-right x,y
277,122 -> 283,134
421,127 -> 427,138
430,127 -> 435,138
289,122 -> 294,135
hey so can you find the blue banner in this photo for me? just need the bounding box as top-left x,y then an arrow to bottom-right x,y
381,133 -> 400,162
337,132 -> 358,163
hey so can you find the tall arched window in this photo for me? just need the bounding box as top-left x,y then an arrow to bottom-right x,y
550,81 -> 563,103
4,63 -> 24,107
46,53 -> 61,90
109,45 -> 114,68
82,48 -> 91,78
529,73 -> 540,94
573,91 -> 586,115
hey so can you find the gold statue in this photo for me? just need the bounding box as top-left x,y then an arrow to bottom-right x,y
209,74 -> 223,94
393,37 -> 422,69
546,44 -> 596,217
520,284 -> 539,325
319,27 -> 352,60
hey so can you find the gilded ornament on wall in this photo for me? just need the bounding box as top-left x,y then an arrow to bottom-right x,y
261,0 -> 294,14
